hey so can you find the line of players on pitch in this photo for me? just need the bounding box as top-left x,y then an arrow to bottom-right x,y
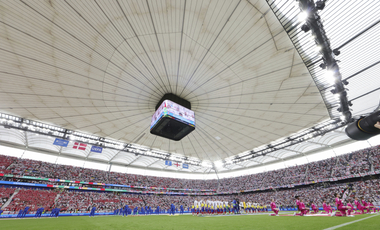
192,195 -> 379,217
290,194 -> 379,217
191,199 -> 269,215
272,194 -> 379,217
7,206 -> 61,218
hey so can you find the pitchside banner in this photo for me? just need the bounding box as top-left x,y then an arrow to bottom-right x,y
53,138 -> 69,147
91,146 -> 103,153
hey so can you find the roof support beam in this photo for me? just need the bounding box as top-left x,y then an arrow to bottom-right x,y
127,155 -> 142,166
146,159 -> 160,167
283,148 -> 306,156
298,0 -> 351,121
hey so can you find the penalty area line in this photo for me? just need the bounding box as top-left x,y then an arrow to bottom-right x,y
323,214 -> 379,230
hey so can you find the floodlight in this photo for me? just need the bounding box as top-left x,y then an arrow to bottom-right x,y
298,11 -> 308,22
315,1 -> 325,10
214,161 -> 223,168
301,24 -> 310,32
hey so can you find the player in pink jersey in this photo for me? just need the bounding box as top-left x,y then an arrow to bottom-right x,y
346,199 -> 354,216
334,193 -> 353,217
322,200 -> 332,214
293,196 -> 303,216
354,197 -> 364,214
368,199 -> 377,213
327,203 -> 333,213
310,201 -> 318,214
322,200 -> 328,213
361,197 -> 370,214
270,199 -> 279,216
299,199 -> 309,215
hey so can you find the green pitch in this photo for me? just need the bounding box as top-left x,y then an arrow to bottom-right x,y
1,213 -> 379,230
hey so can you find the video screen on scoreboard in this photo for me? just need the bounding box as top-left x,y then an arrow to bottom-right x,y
150,100 -> 195,130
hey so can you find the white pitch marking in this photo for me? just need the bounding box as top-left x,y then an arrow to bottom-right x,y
323,213 -> 379,230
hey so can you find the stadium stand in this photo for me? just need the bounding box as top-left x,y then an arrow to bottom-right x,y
1,145 -> 379,193
0,145 -> 379,216
0,186 -> 15,207
4,188 -> 58,212
1,178 -> 379,215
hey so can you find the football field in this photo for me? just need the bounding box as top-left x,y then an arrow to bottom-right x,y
1,213 -> 379,230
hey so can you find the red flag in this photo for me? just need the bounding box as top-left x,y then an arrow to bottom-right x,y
73,142 -> 87,150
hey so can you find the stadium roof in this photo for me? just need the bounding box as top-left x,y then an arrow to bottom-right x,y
0,0 -> 379,174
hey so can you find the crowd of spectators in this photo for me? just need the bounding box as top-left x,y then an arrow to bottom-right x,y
0,186 -> 15,207
332,150 -> 371,178
1,178 -> 379,214
0,155 -> 14,174
218,146 -> 377,192
369,146 -> 380,171
4,188 -> 58,212
55,190 -> 144,213
0,146 -> 379,193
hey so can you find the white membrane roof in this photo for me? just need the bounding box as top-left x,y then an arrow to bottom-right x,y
0,0 -> 378,173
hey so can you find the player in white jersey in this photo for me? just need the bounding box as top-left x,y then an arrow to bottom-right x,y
211,200 -> 215,214
224,201 -> 228,214
195,200 -> 201,215
239,201 -> 244,214
218,201 -> 222,214
247,202 -> 251,213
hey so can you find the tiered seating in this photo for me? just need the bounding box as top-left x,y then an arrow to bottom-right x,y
5,189 -> 58,212
370,146 -> 380,171
0,186 -> 15,198
0,155 -> 14,174
56,190 -> 143,212
0,145 -> 378,192
332,151 -> 370,178
306,158 -> 335,181
2,178 -> 379,213
0,186 -> 15,207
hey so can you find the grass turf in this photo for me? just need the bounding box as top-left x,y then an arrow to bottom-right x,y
1,213 -> 379,230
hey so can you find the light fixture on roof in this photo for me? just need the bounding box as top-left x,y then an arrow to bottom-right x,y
324,70 -> 336,84
315,1 -> 326,10
201,161 -> 210,168
301,24 -> 310,33
332,49 -> 340,56
340,114 -> 347,122
298,11 -> 309,23
214,161 -> 223,169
